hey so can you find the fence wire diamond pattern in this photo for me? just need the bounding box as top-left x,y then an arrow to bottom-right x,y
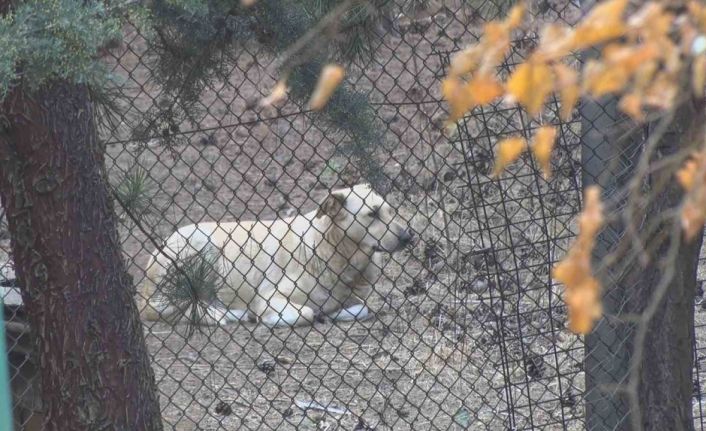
3,1 -> 706,430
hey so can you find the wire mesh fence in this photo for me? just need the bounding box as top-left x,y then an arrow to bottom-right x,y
2,0 -> 706,430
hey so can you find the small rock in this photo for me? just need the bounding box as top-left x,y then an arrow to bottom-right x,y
403,277 -> 427,297
214,401 -> 233,416
442,170 -> 457,182
257,360 -> 276,375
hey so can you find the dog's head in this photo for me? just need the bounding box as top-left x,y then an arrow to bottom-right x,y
316,184 -> 414,253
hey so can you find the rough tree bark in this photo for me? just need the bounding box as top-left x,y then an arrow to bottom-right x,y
0,81 -> 163,429
624,97 -> 706,430
583,93 -> 705,430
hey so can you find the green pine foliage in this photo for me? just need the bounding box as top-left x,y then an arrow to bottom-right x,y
154,246 -> 224,336
135,0 -> 393,188
0,0 -> 121,98
0,0 -> 397,188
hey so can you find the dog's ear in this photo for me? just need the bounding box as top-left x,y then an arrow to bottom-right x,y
316,192 -> 346,219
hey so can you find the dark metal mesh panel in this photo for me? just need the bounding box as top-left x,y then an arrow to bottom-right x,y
1,1 -> 705,430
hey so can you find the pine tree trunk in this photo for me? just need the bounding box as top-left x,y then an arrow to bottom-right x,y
0,82 -> 162,429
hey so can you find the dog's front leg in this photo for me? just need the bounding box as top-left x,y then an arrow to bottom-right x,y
328,295 -> 371,322
254,280 -> 315,327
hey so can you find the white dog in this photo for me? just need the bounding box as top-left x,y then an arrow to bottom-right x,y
138,184 -> 413,327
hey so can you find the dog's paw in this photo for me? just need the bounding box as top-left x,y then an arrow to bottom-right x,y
329,304 -> 371,322
224,309 -> 249,322
262,306 -> 315,327
201,305 -> 234,326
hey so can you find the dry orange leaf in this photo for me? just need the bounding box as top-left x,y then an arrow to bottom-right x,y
505,2 -> 526,29
448,45 -> 483,78
478,22 -> 512,74
442,77 -> 475,123
642,72 -> 678,110
628,2 -> 673,41
602,43 -> 660,75
553,63 -> 579,121
535,24 -> 576,62
689,1 -> 706,31
552,186 -> 604,335
682,200 -> 706,241
467,74 -> 504,105
506,60 -> 554,117
632,60 -> 658,93
618,93 -> 644,122
572,0 -> 629,49
259,79 -> 288,108
564,278 -> 603,334
580,186 -> 604,236
308,64 -> 345,111
531,126 -> 557,179
679,151 -> 706,241
677,158 -> 699,192
492,137 -> 527,177
582,60 -> 630,98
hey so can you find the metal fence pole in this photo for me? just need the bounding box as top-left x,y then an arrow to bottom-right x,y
581,92 -> 641,429
0,302 -> 13,431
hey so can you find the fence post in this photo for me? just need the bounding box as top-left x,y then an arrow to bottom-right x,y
581,95 -> 641,430
0,302 -> 13,430
579,0 -> 641,424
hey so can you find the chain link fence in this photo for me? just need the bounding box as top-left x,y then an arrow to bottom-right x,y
3,0 -> 706,429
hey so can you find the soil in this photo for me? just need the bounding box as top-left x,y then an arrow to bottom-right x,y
2,1 -> 705,430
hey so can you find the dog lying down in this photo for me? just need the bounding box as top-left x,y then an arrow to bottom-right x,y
138,184 -> 414,327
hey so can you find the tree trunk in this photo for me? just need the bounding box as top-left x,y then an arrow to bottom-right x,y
0,82 -> 163,429
624,98 -> 706,430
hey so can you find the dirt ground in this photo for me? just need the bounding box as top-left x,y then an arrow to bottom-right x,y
3,1 -> 706,430
97,2 -> 587,429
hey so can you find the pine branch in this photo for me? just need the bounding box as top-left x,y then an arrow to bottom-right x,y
135,0 -> 391,188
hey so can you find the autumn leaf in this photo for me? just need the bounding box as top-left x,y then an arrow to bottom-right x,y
572,0 -> 629,50
492,137 -> 527,177
449,46 -> 482,78
442,77 -> 475,123
478,22 -> 512,75
535,24 -> 576,62
618,93 -> 644,122
505,2 -> 526,29
506,60 -> 554,117
582,59 -> 630,98
467,74 -> 504,105
677,158 -> 699,192
682,200 -> 706,241
642,73 -> 678,110
308,64 -> 345,111
259,79 -> 288,108
531,126 -> 557,178
678,151 -> 706,241
689,1 -> 706,31
552,186 -> 604,335
628,2 -> 673,42
563,278 -> 603,334
602,43 -> 660,76
553,63 -> 579,121
632,60 -> 658,93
